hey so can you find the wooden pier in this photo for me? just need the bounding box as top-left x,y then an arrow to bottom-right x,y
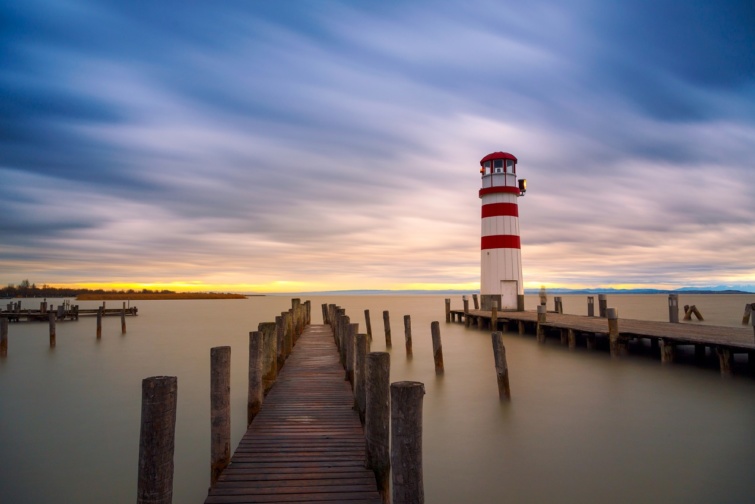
1,301 -> 137,322
205,324 -> 382,504
450,307 -> 755,375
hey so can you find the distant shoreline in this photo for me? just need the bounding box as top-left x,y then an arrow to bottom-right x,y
76,293 -> 249,300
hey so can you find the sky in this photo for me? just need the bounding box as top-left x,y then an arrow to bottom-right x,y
1,0 -> 754,293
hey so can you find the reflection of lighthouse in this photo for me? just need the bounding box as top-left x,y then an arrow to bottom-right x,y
479,151 -> 527,311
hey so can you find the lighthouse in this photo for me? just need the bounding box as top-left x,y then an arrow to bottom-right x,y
479,151 -> 526,311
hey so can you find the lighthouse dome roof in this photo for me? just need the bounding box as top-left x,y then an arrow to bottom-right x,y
480,152 -> 517,165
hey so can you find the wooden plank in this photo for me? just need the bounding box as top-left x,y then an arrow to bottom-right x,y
205,324 -> 381,504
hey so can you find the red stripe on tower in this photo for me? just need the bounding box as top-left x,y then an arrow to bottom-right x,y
481,203 -> 519,218
481,235 -> 521,250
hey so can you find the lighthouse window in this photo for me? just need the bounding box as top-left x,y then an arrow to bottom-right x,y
484,161 -> 491,175
494,159 -> 503,173
506,159 -> 514,172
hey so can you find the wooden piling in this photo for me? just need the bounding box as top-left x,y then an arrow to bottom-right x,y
96,307 -> 102,339
321,303 -> 329,325
491,305 -> 498,331
355,333 -> 368,422
463,296 -> 470,327
668,294 -> 679,323
587,296 -> 595,317
554,296 -> 563,314
445,298 -> 451,323
536,305 -> 546,343
567,328 -> 576,349
742,303 -> 753,325
346,323 -> 358,385
121,306 -> 127,334
365,352 -> 390,503
258,322 -> 277,394
716,346 -> 733,377
1,317 -> 7,357
472,294 -> 479,310
683,305 -> 704,321
275,315 -> 285,371
660,338 -> 675,364
364,309 -> 373,341
210,346 -> 231,488
383,310 -> 392,347
491,331 -> 510,400
403,315 -> 413,356
247,331 -> 264,426
430,321 -> 444,374
607,308 -> 626,357
48,311 -> 56,347
598,294 -> 607,318
137,376 -> 177,504
391,381 -> 425,504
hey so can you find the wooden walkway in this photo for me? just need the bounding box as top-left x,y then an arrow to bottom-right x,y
205,324 -> 381,504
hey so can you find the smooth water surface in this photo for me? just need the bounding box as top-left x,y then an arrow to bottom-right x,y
1,294 -> 754,503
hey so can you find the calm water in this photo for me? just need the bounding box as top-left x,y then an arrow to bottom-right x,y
1,294 -> 754,503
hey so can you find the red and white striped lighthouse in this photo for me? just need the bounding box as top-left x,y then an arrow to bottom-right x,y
479,151 -> 526,311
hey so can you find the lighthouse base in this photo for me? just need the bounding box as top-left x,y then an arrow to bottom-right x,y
481,294 -> 525,312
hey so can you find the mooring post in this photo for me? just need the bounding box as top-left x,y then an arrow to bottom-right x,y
364,309 -> 373,341
716,346 -> 733,377
137,376 -> 177,504
210,346 -> 231,488
121,306 -> 127,334
491,304 -> 498,332
403,315 -> 413,356
382,310 -> 392,347
587,296 -> 595,317
339,315 -> 351,368
391,381 -> 425,504
444,299 -> 451,323
660,338 -> 675,364
48,311 -> 56,348
472,294 -> 479,310
258,322 -> 277,394
430,321 -> 444,374
1,318 -> 8,357
247,331 -> 264,426
355,333 -> 368,422
491,331 -> 511,400
742,303 -> 753,325
598,294 -> 607,318
463,296 -> 470,327
554,296 -> 563,314
96,307 -> 103,339
365,352 -> 390,503
536,305 -> 547,343
518,320 -> 525,335
321,303 -> 328,325
668,294 -> 679,323
607,308 -> 626,357
275,315 -> 285,371
346,323 -> 358,385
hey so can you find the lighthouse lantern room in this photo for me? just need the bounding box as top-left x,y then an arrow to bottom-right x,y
479,151 -> 525,311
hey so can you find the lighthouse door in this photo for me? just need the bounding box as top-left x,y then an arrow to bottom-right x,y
500,281 -> 518,310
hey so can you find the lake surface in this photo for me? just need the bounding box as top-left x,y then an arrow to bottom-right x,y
1,294 -> 754,503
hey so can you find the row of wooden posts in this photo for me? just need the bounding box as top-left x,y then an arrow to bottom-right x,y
0,302 -> 129,356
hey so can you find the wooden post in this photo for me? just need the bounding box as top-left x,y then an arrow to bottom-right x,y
598,294 -> 607,318
463,296 -> 470,328
121,306 -> 127,334
491,303 -> 498,331
751,306 -> 755,341
346,323 -> 358,385
587,296 -> 595,317
472,294 -> 479,310
137,376 -> 177,504
554,296 -> 563,314
695,344 -> 706,362
660,338 -> 675,364
586,333 -> 596,350
403,315 -> 413,356
518,320 -> 524,335
247,331 -> 264,426
48,311 -> 56,348
1,317 -> 7,357
668,294 -> 679,323
275,315 -> 285,371
355,333 -> 369,423
382,310 -> 392,347
444,299 -> 451,323
567,329 -> 576,349
517,294 -> 525,312
536,305 -> 546,343
430,321 -> 444,374
560,328 -> 568,345
258,322 -> 277,394
340,315 -> 351,368
96,307 -> 102,339
491,332 -> 510,400
607,308 -> 626,357
210,346 -> 231,487
322,303 -> 329,325
391,381 -> 425,504
716,347 -> 733,377
365,352 -> 390,503
742,303 -> 753,325
364,309 -> 373,340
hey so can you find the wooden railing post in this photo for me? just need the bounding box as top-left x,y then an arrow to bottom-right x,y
491,332 -> 510,400
258,322 -> 277,394
210,346 -> 231,487
137,376 -> 177,504
430,321 -> 444,374
365,352 -> 390,503
346,322 -> 358,385
247,331 -> 264,426
391,381 -> 425,504
355,333 -> 369,423
322,303 -> 329,325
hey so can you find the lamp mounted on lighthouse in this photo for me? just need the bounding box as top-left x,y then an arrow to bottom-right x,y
479,151 -> 526,311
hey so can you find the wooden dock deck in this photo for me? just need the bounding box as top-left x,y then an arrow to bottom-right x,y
450,308 -> 755,374
205,324 -> 382,504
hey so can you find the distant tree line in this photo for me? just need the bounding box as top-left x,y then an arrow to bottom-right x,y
1,279 -> 176,298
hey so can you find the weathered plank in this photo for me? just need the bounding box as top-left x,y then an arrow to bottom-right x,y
205,324 -> 381,504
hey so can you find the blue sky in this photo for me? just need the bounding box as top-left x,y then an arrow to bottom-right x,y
1,0 -> 754,292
